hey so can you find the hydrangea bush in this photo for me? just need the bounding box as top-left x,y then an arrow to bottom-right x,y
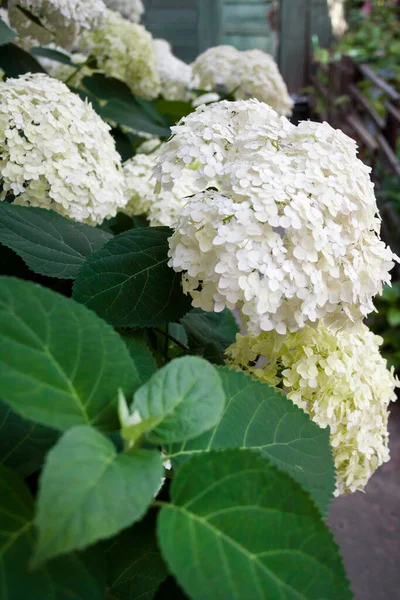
0,7 -> 397,600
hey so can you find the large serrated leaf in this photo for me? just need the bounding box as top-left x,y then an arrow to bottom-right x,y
105,511 -> 168,600
73,227 -> 192,328
0,400 -> 59,476
120,331 -> 157,385
30,46 -> 74,65
0,464 -> 105,600
181,308 -> 239,362
34,425 -> 163,565
0,43 -> 46,77
0,15 -> 17,45
157,450 -> 352,600
0,277 -> 139,431
168,367 -> 335,515
0,204 -> 112,279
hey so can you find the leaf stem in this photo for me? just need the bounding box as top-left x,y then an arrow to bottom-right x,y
64,63 -> 86,85
164,324 -> 169,364
153,327 -> 191,353
152,500 -> 168,508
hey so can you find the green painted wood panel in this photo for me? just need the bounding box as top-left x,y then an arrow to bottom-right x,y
142,0 -> 222,63
224,34 -> 275,53
311,0 -> 332,47
279,0 -> 332,93
222,0 -> 276,55
222,4 -> 273,36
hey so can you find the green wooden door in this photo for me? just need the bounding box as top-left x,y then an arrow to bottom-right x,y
279,0 -> 332,92
142,0 -> 276,62
222,0 -> 276,56
142,0 -> 222,63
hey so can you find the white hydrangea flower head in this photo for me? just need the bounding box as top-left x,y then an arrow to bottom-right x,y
80,9 -> 160,99
0,73 -> 127,225
8,0 -> 106,49
226,322 -> 399,495
234,49 -> 293,116
158,100 -> 398,335
192,45 -> 292,116
153,38 -> 195,101
104,0 -> 144,22
191,45 -> 240,91
154,99 -> 291,193
123,150 -> 197,227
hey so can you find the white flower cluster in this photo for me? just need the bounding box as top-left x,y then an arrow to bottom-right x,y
104,0 -> 144,22
153,39 -> 195,101
226,322 -> 398,495
0,74 -> 126,225
123,150 -> 197,227
191,45 -> 239,91
80,9 -> 160,99
158,100 -> 397,335
8,0 -> 106,49
192,45 -> 293,116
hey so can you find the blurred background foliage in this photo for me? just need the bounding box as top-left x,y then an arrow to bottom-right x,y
311,1 -> 400,375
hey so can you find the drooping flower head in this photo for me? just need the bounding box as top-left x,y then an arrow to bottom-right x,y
226,322 -> 398,495
153,39 -> 195,101
157,100 -> 397,335
8,0 -> 106,49
0,73 -> 126,225
80,9 -> 160,99
192,45 -> 293,116
123,149 -> 197,227
104,0 -> 144,22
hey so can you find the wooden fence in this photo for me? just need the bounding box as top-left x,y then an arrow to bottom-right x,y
309,57 -> 400,268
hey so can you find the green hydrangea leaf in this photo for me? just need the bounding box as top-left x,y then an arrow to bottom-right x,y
105,511 -> 168,600
34,425 -> 163,565
124,357 -> 225,445
73,228 -> 192,328
0,463 -> 106,599
157,450 -> 352,600
181,307 -> 239,363
168,367 -> 335,515
0,400 -> 59,477
120,331 -> 158,385
0,16 -> 17,45
0,203 -> 112,279
0,277 -> 139,431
